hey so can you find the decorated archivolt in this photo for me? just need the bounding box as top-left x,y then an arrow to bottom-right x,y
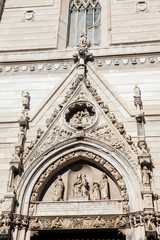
29,150 -> 129,212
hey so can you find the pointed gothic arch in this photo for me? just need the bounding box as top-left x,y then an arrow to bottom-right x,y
15,138 -> 142,216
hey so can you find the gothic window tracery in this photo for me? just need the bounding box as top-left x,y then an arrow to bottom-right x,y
68,0 -> 101,46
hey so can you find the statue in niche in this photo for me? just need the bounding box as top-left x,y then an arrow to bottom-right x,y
72,173 -> 90,197
53,175 -> 64,201
100,173 -> 109,199
92,182 -> 101,200
142,166 -> 150,187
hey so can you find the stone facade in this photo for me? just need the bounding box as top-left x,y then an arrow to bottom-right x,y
0,0 -> 160,240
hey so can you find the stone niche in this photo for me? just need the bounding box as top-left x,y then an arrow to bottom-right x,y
40,161 -> 121,202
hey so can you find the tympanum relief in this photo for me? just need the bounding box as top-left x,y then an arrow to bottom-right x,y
42,163 -> 121,202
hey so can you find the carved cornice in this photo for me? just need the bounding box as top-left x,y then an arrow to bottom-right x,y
0,62 -> 73,74
92,55 -> 160,68
1,54 -> 160,74
27,211 -> 160,231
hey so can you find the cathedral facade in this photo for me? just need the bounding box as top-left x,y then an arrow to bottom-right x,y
0,0 -> 160,239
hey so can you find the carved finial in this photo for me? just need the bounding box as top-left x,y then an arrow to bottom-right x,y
134,84 -> 143,110
73,32 -> 93,79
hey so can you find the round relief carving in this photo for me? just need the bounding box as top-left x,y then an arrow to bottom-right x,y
64,101 -> 97,130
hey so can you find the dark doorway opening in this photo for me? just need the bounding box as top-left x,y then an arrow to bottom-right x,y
31,229 -> 126,240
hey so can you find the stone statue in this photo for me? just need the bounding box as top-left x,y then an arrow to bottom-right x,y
17,126 -> 26,147
134,84 -> 141,97
138,140 -> 148,155
36,128 -> 44,139
82,174 -> 90,196
72,173 -> 83,196
79,32 -> 87,48
100,173 -> 109,199
92,182 -> 101,200
53,175 -> 64,201
134,84 -> 142,109
21,90 -> 30,109
142,166 -> 150,187
72,173 -> 90,197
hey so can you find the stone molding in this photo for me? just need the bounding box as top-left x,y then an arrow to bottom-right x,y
0,62 -> 73,74
29,215 -> 129,231
1,54 -> 160,74
92,55 -> 160,68
0,212 -> 159,236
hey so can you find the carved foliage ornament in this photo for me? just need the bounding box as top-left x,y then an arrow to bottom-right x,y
0,214 -> 29,235
29,150 -> 129,211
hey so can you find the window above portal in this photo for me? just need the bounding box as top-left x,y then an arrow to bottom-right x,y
68,0 -> 101,47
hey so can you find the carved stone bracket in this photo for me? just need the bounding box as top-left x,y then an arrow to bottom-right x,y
142,191 -> 154,211
138,155 -> 151,168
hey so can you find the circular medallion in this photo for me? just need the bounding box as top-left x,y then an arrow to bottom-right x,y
65,101 -> 97,130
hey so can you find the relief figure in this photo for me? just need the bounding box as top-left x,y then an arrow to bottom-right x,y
72,173 -> 90,197
53,175 -> 64,201
100,173 -> 109,199
92,182 -> 101,200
